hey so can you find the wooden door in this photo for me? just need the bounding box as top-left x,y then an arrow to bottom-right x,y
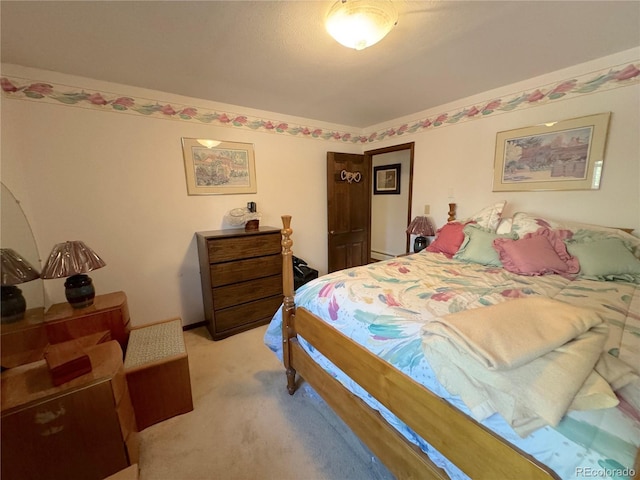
327,152 -> 371,273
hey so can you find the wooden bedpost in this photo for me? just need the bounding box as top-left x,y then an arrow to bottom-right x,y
281,215 -> 297,395
448,203 -> 457,222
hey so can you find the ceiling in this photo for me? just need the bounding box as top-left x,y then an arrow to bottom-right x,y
2,1 -> 639,128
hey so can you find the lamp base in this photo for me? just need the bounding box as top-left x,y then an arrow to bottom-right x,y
413,236 -> 428,253
64,274 -> 95,309
1,285 -> 26,323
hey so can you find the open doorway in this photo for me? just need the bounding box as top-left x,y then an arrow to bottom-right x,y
326,143 -> 414,272
365,143 -> 414,261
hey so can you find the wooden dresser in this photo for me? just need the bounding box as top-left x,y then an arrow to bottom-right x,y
1,341 -> 138,480
196,227 -> 283,340
2,292 -> 130,370
1,307 -> 47,369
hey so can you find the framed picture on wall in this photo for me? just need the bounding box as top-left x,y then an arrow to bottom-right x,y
493,112 -> 610,192
373,163 -> 401,195
181,138 -> 257,195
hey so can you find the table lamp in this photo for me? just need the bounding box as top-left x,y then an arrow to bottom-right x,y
406,216 -> 436,253
1,248 -> 41,323
41,241 -> 106,309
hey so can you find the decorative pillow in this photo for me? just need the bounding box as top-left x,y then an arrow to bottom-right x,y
454,224 -> 518,267
426,222 -> 467,258
565,238 -> 640,283
510,212 -> 640,257
463,201 -> 507,232
493,228 -> 579,276
569,229 -> 640,259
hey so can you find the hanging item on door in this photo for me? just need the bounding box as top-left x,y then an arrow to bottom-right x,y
340,170 -> 362,183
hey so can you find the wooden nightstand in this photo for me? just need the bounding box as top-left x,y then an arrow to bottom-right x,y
45,291 -> 130,350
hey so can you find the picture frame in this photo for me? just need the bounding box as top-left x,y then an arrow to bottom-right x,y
373,163 -> 401,195
493,112 -> 610,192
181,138 -> 257,195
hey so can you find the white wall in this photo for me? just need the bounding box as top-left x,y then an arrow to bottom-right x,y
0,65 -> 361,326
369,48 -> 640,232
2,47 -> 638,327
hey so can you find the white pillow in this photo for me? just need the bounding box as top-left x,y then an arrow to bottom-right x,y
463,201 -> 506,232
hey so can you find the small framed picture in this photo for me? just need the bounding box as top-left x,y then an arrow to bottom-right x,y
181,138 -> 257,195
373,163 -> 401,195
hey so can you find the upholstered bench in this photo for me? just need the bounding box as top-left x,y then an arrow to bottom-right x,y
124,318 -> 193,430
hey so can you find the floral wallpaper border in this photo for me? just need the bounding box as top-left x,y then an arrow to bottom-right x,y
1,61 -> 638,144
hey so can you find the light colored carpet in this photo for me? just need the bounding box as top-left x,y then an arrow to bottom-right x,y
137,325 -> 394,480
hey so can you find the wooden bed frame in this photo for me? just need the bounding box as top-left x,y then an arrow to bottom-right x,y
279,214 -> 565,480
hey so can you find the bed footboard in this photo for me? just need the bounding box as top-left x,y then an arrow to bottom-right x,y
279,215 -> 559,480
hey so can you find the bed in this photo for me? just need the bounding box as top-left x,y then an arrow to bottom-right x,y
264,207 -> 640,480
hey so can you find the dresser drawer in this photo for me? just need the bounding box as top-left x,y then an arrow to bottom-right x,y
213,274 -> 282,310
207,233 -> 280,263
214,295 -> 283,333
210,254 -> 281,287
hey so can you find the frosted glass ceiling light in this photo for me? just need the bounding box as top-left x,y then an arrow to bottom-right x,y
326,0 -> 398,50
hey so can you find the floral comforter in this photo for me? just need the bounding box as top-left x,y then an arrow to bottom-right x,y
264,252 -> 640,480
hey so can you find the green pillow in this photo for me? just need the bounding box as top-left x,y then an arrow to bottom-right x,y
565,238 -> 640,282
454,224 -> 518,267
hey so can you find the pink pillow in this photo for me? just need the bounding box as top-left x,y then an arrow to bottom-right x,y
426,222 -> 467,258
493,228 -> 579,276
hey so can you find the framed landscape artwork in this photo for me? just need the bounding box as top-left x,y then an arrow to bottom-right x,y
373,163 -> 401,195
182,138 -> 257,195
493,112 -> 611,192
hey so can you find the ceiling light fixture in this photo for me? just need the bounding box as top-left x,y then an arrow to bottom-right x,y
326,0 -> 398,51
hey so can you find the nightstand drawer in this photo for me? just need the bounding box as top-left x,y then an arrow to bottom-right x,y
210,254 -> 281,287
214,295 -> 282,333
206,233 -> 280,263
212,274 -> 282,310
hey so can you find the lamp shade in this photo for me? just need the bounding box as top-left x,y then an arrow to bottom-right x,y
326,0 -> 398,50
41,241 -> 105,280
1,248 -> 40,286
406,216 -> 435,237
1,249 -> 41,323
407,216 -> 435,253
41,241 -> 106,309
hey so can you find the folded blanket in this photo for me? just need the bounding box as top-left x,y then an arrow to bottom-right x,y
422,297 -> 619,436
423,297 -> 603,370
